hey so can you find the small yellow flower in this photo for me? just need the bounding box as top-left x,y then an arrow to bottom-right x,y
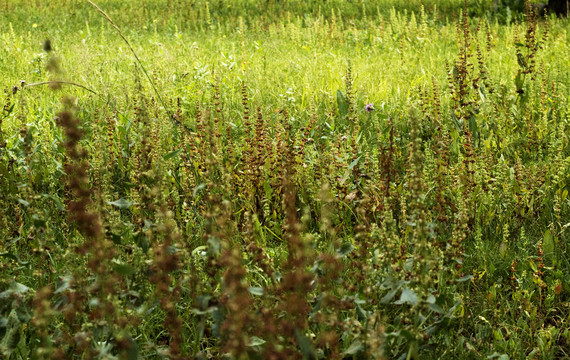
32,24 -> 37,28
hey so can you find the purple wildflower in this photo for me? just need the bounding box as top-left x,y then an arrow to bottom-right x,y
365,103 -> 374,112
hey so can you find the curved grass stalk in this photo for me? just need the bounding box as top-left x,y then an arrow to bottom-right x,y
87,0 -> 188,130
23,80 -> 98,94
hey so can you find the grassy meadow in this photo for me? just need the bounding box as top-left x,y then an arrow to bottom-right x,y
1,0 -> 570,358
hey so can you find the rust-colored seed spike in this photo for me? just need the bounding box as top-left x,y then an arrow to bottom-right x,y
510,259 -> 518,288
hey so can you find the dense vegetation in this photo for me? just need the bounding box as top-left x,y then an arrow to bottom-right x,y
1,0 -> 569,358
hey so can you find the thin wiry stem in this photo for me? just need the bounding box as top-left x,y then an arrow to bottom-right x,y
87,0 -> 188,130
24,81 -> 97,94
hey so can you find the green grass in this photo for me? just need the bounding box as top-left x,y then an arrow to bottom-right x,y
0,0 -> 569,359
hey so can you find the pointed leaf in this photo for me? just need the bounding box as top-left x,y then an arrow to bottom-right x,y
543,230 -> 554,259
395,287 -> 418,305
248,336 -> 266,347
337,242 -> 354,257
295,329 -> 316,360
342,340 -> 364,356
337,90 -> 348,119
163,149 -> 181,160
248,287 -> 264,296
107,198 -> 134,209
380,288 -> 399,304
113,263 -> 136,276
456,275 -> 474,282
428,303 -> 445,314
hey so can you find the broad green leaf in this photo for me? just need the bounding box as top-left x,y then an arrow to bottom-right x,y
55,275 -> 73,294
193,183 -> 207,198
342,340 -> 363,356
248,336 -> 266,347
487,352 -> 509,360
248,287 -> 264,296
395,287 -> 418,306
337,242 -> 354,257
450,111 -> 462,131
339,169 -> 351,185
107,198 -> 134,209
6,281 -> 31,295
295,329 -> 316,360
543,230 -> 554,259
468,115 -> 478,142
456,275 -> 474,282
125,338 -> 139,360
516,53 -> 527,68
113,263 -> 136,276
32,215 -> 47,228
17,199 -> 29,207
337,90 -> 348,120
429,303 -> 445,314
163,149 -> 181,160
348,155 -> 361,170
207,236 -> 221,256
380,288 -> 399,304
42,194 -> 65,211
356,302 -> 368,321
